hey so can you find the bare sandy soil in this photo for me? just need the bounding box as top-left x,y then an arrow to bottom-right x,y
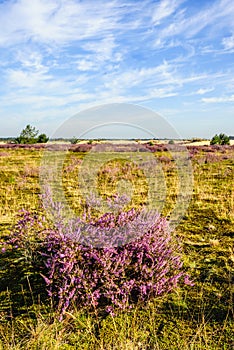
185,140 -> 234,146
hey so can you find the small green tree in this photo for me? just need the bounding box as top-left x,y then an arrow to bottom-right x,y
15,125 -> 39,144
210,134 -> 220,145
210,133 -> 230,145
70,136 -> 79,144
15,125 -> 49,144
37,133 -> 49,143
219,133 -> 230,145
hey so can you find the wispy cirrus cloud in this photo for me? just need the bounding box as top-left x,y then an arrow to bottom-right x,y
0,0 -> 124,46
154,0 -> 234,41
0,0 -> 234,138
202,95 -> 234,103
195,88 -> 215,95
222,34 -> 234,50
151,0 -> 185,25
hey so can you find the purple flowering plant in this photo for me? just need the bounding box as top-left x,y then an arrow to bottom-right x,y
1,190 -> 194,321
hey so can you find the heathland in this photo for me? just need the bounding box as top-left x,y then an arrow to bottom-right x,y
0,142 -> 233,349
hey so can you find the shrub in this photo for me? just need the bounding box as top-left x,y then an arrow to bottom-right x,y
210,133 -> 230,145
37,133 -> 49,143
147,140 -> 155,146
2,196 -> 193,320
15,124 -> 39,144
71,143 -> 93,152
14,125 -> 49,144
190,138 -> 204,143
70,137 -> 79,144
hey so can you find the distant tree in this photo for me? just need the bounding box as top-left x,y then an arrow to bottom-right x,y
210,134 -> 220,145
15,125 -> 39,144
70,136 -> 79,144
37,133 -> 49,143
210,133 -> 230,145
15,125 -> 49,144
219,133 -> 230,145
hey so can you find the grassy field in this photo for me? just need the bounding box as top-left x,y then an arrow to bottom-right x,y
0,144 -> 233,349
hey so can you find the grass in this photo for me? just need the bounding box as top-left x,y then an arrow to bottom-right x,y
0,144 -> 233,349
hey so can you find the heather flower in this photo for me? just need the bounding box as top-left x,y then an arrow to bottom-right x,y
4,191 -> 194,320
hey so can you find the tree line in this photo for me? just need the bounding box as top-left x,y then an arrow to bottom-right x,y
11,125 -> 231,145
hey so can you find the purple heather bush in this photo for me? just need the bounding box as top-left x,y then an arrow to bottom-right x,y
71,143 -> 93,152
2,193 -> 194,321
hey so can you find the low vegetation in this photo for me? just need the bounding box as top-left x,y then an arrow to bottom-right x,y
210,133 -> 230,145
14,124 -> 49,144
0,143 -> 233,349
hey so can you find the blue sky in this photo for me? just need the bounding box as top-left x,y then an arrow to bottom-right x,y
0,0 -> 234,138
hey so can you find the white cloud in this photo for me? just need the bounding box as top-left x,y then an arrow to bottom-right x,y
202,95 -> 234,103
82,36 -> 117,60
76,35 -> 123,71
7,68 -> 51,88
155,0 -> 234,43
222,35 -> 234,50
0,0 -> 127,46
0,0 -> 154,50
14,50 -> 43,70
195,87 -> 214,95
152,0 -> 184,25
103,61 -> 177,91
76,59 -> 98,72
148,88 -> 178,98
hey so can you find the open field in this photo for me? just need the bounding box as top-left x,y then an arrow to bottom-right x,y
0,143 -> 233,349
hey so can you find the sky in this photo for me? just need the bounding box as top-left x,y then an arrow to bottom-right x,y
0,0 -> 234,139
